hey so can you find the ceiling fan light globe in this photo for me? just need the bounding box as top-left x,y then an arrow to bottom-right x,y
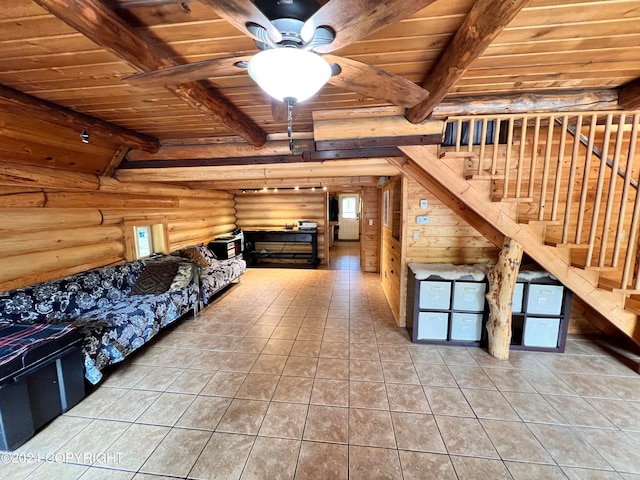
248,48 -> 331,103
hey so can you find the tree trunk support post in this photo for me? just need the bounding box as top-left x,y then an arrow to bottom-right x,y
486,237 -> 524,359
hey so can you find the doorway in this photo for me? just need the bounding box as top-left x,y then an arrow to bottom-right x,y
338,193 -> 360,240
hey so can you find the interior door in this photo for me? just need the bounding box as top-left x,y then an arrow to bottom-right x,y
338,193 -> 360,240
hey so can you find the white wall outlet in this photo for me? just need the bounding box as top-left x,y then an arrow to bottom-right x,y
413,230 -> 420,241
368,218 -> 374,226
416,216 -> 430,225
420,199 -> 428,209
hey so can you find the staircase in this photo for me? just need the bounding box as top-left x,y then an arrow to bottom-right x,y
394,111 -> 640,343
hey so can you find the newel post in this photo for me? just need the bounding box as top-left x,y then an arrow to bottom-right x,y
486,237 -> 524,359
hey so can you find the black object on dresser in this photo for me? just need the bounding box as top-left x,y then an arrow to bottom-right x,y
208,234 -> 243,260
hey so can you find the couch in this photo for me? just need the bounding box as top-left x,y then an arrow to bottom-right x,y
0,242 -> 246,384
0,258 -> 199,384
173,243 -> 246,306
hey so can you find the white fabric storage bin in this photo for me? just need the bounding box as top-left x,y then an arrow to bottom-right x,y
452,282 -> 486,311
512,283 -> 524,313
526,284 -> 564,315
523,317 -> 561,347
450,313 -> 483,341
419,281 -> 451,310
417,311 -> 449,340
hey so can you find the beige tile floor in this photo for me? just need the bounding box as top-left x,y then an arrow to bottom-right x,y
5,242 -> 640,479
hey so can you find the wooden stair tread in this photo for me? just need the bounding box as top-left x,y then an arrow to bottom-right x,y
464,174 -> 505,180
544,238 -> 590,248
571,262 -> 620,271
440,151 -> 478,159
491,196 -> 534,203
624,296 -> 640,315
527,220 -> 564,226
598,275 -> 635,292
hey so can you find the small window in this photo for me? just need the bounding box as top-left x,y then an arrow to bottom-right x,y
342,196 -> 357,219
124,219 -> 169,261
134,225 -> 153,258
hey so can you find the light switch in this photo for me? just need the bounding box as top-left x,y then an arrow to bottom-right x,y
413,230 -> 420,241
416,216 -> 430,225
368,219 -> 374,226
420,199 -> 428,209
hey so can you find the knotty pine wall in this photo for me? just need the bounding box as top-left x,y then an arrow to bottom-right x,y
405,176 -> 500,264
381,172 -> 502,327
380,177 -> 407,325
233,191 -> 327,264
360,186 -> 380,273
0,176 -> 236,292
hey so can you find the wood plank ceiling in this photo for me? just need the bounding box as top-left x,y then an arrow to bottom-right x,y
0,0 -> 639,185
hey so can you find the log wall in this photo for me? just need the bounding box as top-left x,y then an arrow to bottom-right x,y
233,190 -> 327,264
0,170 -> 235,292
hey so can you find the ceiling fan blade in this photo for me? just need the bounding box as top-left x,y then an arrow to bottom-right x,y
200,0 -> 282,43
124,56 -> 252,88
324,55 -> 429,108
271,99 -> 299,123
301,0 -> 437,53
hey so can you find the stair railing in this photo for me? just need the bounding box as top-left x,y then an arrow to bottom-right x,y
443,111 -> 640,290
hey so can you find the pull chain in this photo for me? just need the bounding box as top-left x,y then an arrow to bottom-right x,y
284,97 -> 295,153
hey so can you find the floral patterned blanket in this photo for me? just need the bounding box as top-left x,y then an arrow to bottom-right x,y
0,259 -> 198,384
173,243 -> 246,305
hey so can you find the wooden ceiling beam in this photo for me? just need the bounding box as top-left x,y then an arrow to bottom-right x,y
406,0 -> 530,124
128,141 -> 294,161
431,89 -> 620,118
186,176 -> 381,191
0,85 -> 159,153
120,147 -> 405,169
127,136 -> 442,163
619,78 -> 640,110
33,0 -> 266,147
114,158 -> 400,183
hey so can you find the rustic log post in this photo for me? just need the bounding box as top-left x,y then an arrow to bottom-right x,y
486,237 -> 524,359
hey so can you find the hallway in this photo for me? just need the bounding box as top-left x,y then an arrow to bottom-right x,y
5,244 -> 640,479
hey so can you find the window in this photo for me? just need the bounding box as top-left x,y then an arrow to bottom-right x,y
342,196 -> 357,219
123,218 -> 169,261
134,225 -> 153,258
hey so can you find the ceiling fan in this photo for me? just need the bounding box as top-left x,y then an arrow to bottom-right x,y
124,0 -> 435,114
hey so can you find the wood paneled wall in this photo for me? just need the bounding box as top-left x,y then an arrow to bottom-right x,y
360,186 -> 380,273
380,177 -> 407,325
405,176 -> 500,264
381,171 -> 501,327
0,175 -> 235,292
234,191 -> 327,264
